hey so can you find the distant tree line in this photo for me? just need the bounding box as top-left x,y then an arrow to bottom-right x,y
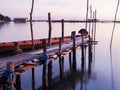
0,14 -> 11,21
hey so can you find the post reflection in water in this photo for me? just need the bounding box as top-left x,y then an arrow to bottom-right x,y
38,43 -> 94,90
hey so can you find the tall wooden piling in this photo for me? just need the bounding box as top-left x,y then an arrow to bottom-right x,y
16,74 -> 21,90
59,38 -> 63,79
13,42 -> 22,55
5,62 -> 16,90
69,52 -> 72,71
42,39 -> 48,89
61,19 -> 64,42
15,66 -> 21,90
48,13 -> 52,46
48,61 -> 52,88
88,35 -> 92,63
30,0 -> 35,50
72,31 -> 76,71
32,68 -> 35,90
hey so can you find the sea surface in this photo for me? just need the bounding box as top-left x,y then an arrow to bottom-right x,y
0,22 -> 120,90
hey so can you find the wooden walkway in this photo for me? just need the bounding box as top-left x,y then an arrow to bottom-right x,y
0,37 -> 88,73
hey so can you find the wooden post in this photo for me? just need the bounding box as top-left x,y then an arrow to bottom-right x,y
32,68 -> 35,90
59,38 -> 63,79
42,39 -> 48,89
61,56 -> 64,76
15,66 -> 21,90
88,35 -> 92,63
69,52 -> 72,71
4,62 -> 16,90
81,45 -> 85,67
61,19 -> 64,42
13,42 -> 22,55
48,13 -> 52,46
48,61 -> 52,88
30,0 -> 35,50
71,31 -> 76,71
16,74 -> 21,90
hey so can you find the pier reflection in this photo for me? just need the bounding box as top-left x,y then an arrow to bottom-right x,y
37,43 -> 94,90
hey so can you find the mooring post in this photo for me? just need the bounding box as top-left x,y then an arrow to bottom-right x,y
58,38 -> 63,79
71,31 -> 76,71
61,19 -> 64,42
81,45 -> 85,67
15,66 -> 21,90
32,68 -> 35,90
13,42 -> 22,55
88,35 -> 92,63
3,62 -> 16,90
48,13 -> 52,46
16,74 -> 21,90
42,39 -> 48,89
48,61 -> 52,88
62,56 -> 64,75
69,52 -> 72,71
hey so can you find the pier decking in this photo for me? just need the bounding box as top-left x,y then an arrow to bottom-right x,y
0,31 -> 98,90
0,36 -> 88,73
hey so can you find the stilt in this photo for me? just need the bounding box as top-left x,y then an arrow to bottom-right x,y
69,52 -> 72,71
16,74 -> 21,90
42,39 -> 48,89
61,56 -> 64,76
48,13 -> 52,46
48,61 -> 52,88
32,68 -> 35,90
3,62 -> 16,90
71,31 -> 76,71
59,38 -> 63,79
61,19 -> 64,42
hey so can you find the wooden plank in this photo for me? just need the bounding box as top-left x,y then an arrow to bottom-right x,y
0,37 -> 89,73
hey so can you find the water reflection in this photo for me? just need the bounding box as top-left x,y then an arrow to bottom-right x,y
110,47 -> 115,90
35,44 -> 93,90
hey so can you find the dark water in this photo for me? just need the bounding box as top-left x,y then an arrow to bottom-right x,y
0,22 -> 120,90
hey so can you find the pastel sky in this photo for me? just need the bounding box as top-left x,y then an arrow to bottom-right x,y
0,0 -> 119,20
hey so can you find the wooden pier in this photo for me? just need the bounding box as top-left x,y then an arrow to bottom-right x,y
0,31 -> 97,89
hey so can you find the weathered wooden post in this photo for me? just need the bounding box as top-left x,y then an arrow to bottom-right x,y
31,68 -> 35,90
42,39 -> 49,89
16,74 -> 21,90
13,42 -> 22,55
78,29 -> 88,66
3,62 -> 16,90
61,19 -> 64,42
88,35 -> 92,63
48,61 -> 52,88
48,13 -> 52,46
15,66 -> 21,90
69,52 -> 72,71
71,31 -> 76,71
58,38 -> 63,79
30,0 -> 35,50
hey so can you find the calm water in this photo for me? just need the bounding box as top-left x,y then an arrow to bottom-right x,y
0,22 -> 120,90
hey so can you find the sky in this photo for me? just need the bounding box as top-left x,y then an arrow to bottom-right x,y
0,0 -> 119,20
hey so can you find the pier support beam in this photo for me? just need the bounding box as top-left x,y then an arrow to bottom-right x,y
88,35 -> 92,77
16,74 -> 21,90
61,19 -> 64,42
3,62 -> 16,90
48,13 -> 52,46
48,61 -> 52,88
42,39 -> 49,89
71,31 -> 76,71
59,38 -> 64,79
69,52 -> 72,71
32,68 -> 35,90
